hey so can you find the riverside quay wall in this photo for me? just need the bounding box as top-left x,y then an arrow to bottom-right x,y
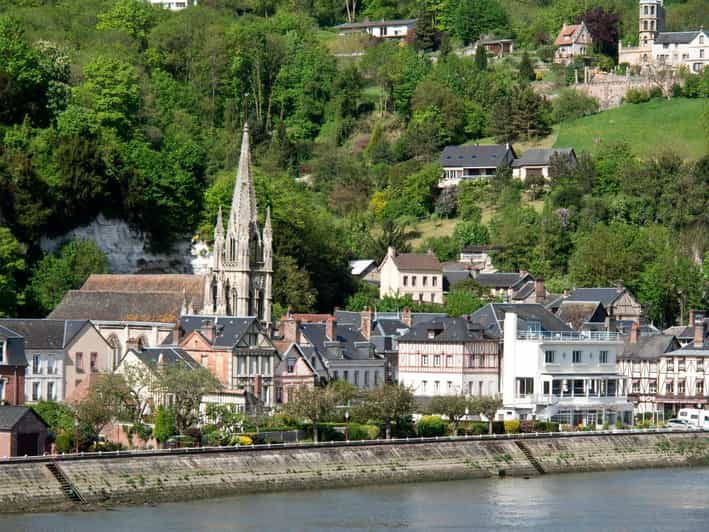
2,430 -> 709,513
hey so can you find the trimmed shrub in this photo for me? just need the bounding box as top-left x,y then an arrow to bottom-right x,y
238,435 -> 253,446
504,420 -> 521,434
348,423 -> 380,441
624,88 -> 651,104
55,431 -> 73,453
417,415 -> 448,437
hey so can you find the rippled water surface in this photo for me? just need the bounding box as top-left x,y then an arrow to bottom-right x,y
3,467 -> 709,531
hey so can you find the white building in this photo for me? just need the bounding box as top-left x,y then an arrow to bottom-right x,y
378,247 -> 444,305
554,21 -> 593,65
511,148 -> 576,182
397,317 -> 500,397
148,0 -> 197,11
439,144 -> 516,188
501,312 -> 633,426
336,18 -> 416,40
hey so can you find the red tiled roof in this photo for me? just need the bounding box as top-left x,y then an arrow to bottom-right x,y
554,24 -> 582,46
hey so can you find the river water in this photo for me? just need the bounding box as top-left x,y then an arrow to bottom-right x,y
3,467 -> 709,531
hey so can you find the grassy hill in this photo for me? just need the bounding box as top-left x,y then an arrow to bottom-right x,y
554,98 -> 707,160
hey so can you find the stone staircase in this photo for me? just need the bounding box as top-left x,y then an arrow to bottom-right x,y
514,440 -> 546,475
46,462 -> 84,503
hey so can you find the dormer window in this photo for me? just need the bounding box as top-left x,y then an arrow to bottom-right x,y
0,339 -> 5,363
427,330 -> 435,339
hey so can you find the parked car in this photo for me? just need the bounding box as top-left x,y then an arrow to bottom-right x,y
666,418 -> 697,430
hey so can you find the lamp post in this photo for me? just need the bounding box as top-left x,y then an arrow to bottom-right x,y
74,417 -> 80,454
344,410 -> 350,441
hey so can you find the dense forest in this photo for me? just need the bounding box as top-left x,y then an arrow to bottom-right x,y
0,0 -> 707,327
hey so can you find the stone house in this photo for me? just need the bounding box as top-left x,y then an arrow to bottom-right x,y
172,315 -> 280,408
378,247 -> 444,305
336,18 -> 416,40
439,144 -> 516,188
0,325 -> 27,405
511,148 -> 576,182
397,317 -> 501,397
564,286 -> 643,323
0,406 -> 49,456
554,21 -> 593,64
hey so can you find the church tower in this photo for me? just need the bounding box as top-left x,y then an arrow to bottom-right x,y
203,123 -> 273,331
639,0 -> 664,46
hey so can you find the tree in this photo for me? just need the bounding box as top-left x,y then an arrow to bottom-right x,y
75,375 -> 126,445
0,228 -> 25,316
474,44 -> 488,71
359,384 -> 415,439
31,400 -> 75,436
434,187 -> 457,218
511,85 -> 552,140
152,363 -> 222,432
96,0 -> 158,46
552,89 -> 599,123
430,394 -> 469,433
327,379 -> 360,408
445,288 -> 486,317
453,220 -> 489,248
414,9 -> 436,52
450,0 -> 508,46
284,386 -> 336,443
518,51 -> 535,82
580,7 -> 620,59
273,254 -> 317,313
470,395 -> 502,434
154,406 -> 177,444
27,239 -> 109,315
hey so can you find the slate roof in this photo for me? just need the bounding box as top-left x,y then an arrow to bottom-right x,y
374,318 -> 409,337
474,272 -> 529,289
50,291 -> 185,322
565,288 -> 624,306
655,30 -> 707,45
0,325 -> 27,366
399,317 -> 494,343
130,347 -> 198,368
0,319 -> 89,350
444,270 -> 472,290
334,310 -> 361,328
391,252 -> 441,272
511,148 -> 575,168
349,260 -> 376,276
470,303 -> 573,338
621,335 -> 680,360
0,406 -> 47,431
440,144 -> 516,169
373,312 -> 448,327
337,18 -> 416,30
300,323 -> 374,361
556,301 -> 607,330
177,315 -> 263,349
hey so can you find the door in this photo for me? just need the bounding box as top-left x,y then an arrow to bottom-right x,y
16,432 -> 39,456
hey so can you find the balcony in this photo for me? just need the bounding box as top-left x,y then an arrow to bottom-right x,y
517,330 -> 622,342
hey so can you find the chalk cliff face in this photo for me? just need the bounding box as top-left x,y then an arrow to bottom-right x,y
40,214 -> 211,274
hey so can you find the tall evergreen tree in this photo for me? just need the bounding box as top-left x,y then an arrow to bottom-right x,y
518,50 -> 536,82
414,9 -> 436,52
474,44 -> 488,70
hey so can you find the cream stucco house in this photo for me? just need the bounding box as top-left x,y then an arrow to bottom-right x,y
378,247 -> 444,305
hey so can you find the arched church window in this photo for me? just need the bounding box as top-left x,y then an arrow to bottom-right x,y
211,278 -> 218,313
225,281 -> 231,315
107,335 -> 122,368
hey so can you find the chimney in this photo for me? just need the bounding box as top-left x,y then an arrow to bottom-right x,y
201,320 -> 216,344
616,280 -> 625,292
629,322 -> 640,344
361,307 -> 373,339
387,246 -> 396,259
688,309 -> 695,327
534,277 -> 545,304
694,312 -> 706,349
283,318 -> 301,344
402,307 -> 412,327
287,305 -> 293,319
519,269 -> 528,278
325,317 -> 337,341
174,322 -> 182,345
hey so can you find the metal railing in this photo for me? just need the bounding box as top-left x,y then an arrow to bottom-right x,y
0,427 -> 702,465
517,331 -> 623,342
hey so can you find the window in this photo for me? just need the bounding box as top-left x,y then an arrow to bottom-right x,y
422,276 -> 428,287
573,379 -> 584,396
447,381 -> 453,392
467,355 -> 473,368
276,386 -> 283,403
701,49 -> 705,59
32,382 -> 40,401
432,277 -> 437,287
90,352 -> 98,372
667,359 -> 674,372
697,360 -> 704,372
374,372 -> 379,386
75,352 -> 83,371
47,356 -> 56,375
263,357 -> 271,375
632,380 -> 640,393
33,354 -> 41,374
678,358 -> 685,371
422,355 -> 429,366
544,350 -> 555,364
201,355 -> 208,367
237,357 -> 245,375
430,293 -> 435,303
403,275 -> 408,287
678,380 -> 686,395
434,355 -> 441,367
572,350 -> 582,364
343,370 -> 349,381
287,357 -> 296,373
543,381 -> 550,395
649,380 -> 657,394
354,371 -> 359,385
364,371 -> 369,387
0,340 -> 4,363
478,381 -> 483,396
47,382 -> 55,401
526,321 -> 541,333
515,377 -> 534,397
700,36 -> 705,45
333,370 -> 339,380
697,380 -> 704,396
599,351 -> 608,364
422,380 -> 427,393
0,381 -> 4,401
249,356 -> 257,375
446,355 -> 453,367
434,381 -> 440,393
650,362 -> 657,373
411,276 -> 417,287
665,381 -> 673,395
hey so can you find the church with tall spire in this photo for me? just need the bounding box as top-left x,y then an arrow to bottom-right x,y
202,123 -> 273,331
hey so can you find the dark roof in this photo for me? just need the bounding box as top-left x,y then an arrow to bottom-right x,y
337,18 -> 416,30
444,270 -> 472,291
130,347 -> 198,369
0,319 -> 89,350
334,310 -> 362,328
0,326 -> 27,366
565,287 -> 624,306
300,323 -> 374,361
373,312 -> 448,327
177,316 -> 264,349
374,318 -> 409,337
470,303 -> 573,338
50,290 -> 186,322
0,406 -> 46,431
511,148 -> 575,168
474,272 -> 530,289
391,252 -> 441,272
399,317 -> 494,343
461,245 -> 497,254
556,301 -> 607,330
655,30 -> 707,45
440,144 -> 516,169
621,335 -> 680,359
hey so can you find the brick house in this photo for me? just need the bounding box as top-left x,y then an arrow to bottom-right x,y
0,325 -> 27,405
273,342 -> 319,404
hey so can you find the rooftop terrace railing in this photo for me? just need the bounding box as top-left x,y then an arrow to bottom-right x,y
517,331 -> 623,342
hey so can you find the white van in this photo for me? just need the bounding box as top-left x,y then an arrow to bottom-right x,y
677,408 -> 706,427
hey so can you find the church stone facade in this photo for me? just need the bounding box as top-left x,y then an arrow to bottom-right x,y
202,124 -> 273,331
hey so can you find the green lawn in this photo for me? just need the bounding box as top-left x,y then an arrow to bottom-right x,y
554,98 -> 708,160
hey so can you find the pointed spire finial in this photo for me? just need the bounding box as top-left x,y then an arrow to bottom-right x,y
215,205 -> 224,237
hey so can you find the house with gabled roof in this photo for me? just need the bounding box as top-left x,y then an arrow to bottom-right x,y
272,343 -> 319,404
0,325 -> 27,405
439,144 -> 516,187
554,21 -> 592,64
336,17 -> 416,40
379,247 -> 444,305
556,301 -> 608,331
511,148 -> 576,182
0,406 -> 49,456
564,285 -> 643,323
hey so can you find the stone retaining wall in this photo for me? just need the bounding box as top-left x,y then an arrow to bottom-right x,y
1,432 -> 707,513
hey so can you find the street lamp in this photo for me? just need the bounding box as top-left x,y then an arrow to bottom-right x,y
74,417 -> 80,454
344,410 -> 350,441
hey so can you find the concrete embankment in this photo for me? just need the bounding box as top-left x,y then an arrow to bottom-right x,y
1,431 -> 708,513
